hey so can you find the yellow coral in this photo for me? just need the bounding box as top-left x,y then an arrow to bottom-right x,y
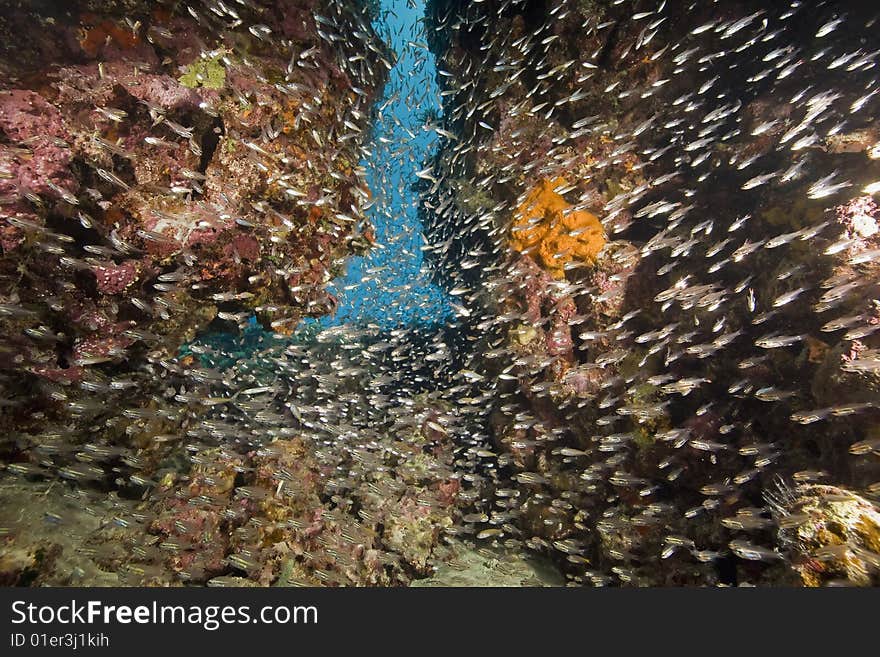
510,177 -> 605,278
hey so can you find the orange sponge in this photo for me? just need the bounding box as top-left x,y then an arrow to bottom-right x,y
510,177 -> 605,279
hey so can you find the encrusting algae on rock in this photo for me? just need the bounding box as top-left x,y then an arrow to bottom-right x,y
770,484 -> 880,586
510,177 -> 605,279
178,50 -> 228,90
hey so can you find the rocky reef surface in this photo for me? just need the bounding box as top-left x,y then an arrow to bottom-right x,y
0,0 -> 473,587
422,0 -> 880,586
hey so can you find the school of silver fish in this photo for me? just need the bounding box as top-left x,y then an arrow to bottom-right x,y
1,0 -> 880,587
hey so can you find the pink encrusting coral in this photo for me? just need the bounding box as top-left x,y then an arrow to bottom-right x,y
91,261 -> 140,295
0,90 -> 75,198
224,234 -> 260,261
0,90 -> 69,143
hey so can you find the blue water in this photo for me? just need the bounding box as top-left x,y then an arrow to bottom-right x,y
306,0 -> 453,331
189,0 -> 453,361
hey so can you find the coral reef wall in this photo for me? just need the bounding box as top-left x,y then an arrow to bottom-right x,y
2,0 -> 880,589
0,0 -> 383,433
0,0 -> 466,586
424,0 -> 880,586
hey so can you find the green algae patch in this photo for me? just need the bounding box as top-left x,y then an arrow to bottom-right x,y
179,54 -> 227,90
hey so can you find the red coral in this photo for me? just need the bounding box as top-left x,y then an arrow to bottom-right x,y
585,242 -> 642,323
546,297 -> 576,360
511,254 -> 554,323
184,210 -> 236,248
509,255 -> 575,363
